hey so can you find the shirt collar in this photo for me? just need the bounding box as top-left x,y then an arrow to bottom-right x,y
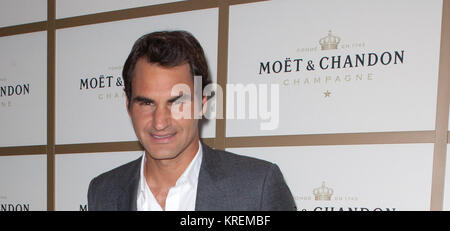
175,141 -> 203,187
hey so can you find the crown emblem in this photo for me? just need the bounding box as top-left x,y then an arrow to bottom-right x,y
313,181 -> 333,201
319,30 -> 341,50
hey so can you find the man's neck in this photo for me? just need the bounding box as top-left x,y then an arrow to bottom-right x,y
144,140 -> 200,190
143,140 -> 200,210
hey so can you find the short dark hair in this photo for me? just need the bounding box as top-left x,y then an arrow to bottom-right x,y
122,30 -> 212,103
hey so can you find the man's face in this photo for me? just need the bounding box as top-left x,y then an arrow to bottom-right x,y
127,58 -> 204,161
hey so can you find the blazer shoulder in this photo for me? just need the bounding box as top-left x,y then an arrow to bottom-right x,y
88,156 -> 141,211
203,146 -> 276,179
91,156 -> 142,188
210,146 -> 273,166
201,145 -> 296,211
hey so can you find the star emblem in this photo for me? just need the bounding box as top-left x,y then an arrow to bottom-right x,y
324,90 -> 331,97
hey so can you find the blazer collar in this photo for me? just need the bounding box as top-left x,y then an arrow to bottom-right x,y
115,157 -> 141,211
195,144 -> 232,211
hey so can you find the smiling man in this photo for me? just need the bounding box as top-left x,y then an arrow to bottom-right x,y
87,31 -> 296,211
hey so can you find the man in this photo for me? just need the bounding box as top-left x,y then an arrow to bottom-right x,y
87,30 -> 296,211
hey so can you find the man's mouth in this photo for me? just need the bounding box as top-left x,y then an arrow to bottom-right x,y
150,132 -> 176,143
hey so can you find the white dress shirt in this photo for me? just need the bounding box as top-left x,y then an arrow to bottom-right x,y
136,142 -> 203,211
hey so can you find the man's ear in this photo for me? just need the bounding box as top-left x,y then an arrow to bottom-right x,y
201,95 -> 208,117
126,98 -> 131,116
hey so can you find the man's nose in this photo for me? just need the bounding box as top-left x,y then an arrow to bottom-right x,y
153,105 -> 171,130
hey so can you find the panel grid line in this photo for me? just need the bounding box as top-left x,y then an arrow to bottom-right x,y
430,0 -> 450,211
46,0 -> 56,211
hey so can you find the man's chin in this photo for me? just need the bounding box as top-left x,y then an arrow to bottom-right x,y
148,154 -> 179,161
145,147 -> 181,161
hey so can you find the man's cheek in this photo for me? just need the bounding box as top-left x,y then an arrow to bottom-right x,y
171,102 -> 193,120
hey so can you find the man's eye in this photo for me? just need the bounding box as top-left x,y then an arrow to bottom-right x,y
140,101 -> 153,106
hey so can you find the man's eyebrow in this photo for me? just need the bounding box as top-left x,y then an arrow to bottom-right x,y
168,94 -> 190,103
132,96 -> 154,104
131,95 -> 191,104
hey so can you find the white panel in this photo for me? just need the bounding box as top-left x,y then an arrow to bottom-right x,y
56,0 -> 183,19
56,9 -> 218,144
0,32 -> 47,147
227,0 -> 442,137
0,155 -> 47,211
55,151 -> 142,211
228,144 -> 434,211
0,0 -> 47,28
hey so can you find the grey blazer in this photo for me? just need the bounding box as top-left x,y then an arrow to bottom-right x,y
87,144 -> 297,211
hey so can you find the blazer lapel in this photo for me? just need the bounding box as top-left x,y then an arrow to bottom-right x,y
195,144 -> 232,211
115,157 -> 141,211
116,184 -> 138,211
